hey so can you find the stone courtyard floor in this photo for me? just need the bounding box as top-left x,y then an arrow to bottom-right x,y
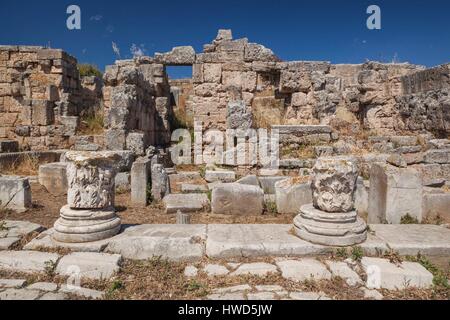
0,182 -> 449,301
0,219 -> 449,300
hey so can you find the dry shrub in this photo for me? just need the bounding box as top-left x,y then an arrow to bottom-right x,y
78,110 -> 104,135
3,153 -> 40,176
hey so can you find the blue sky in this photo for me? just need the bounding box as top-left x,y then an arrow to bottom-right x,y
0,0 -> 449,78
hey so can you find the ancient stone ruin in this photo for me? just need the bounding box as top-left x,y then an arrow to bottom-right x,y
0,29 -> 450,301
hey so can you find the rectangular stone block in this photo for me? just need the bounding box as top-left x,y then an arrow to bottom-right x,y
424,149 -> 450,164
131,158 -> 151,206
368,164 -> 423,224
105,129 -> 126,151
423,193 -> 450,221
0,176 -> 32,212
0,140 -> 19,153
38,162 -> 68,196
31,100 -> 54,125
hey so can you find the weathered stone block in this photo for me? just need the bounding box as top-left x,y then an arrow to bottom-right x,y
0,176 -> 32,212
56,252 -> 122,280
105,129 -> 126,150
203,63 -> 222,83
126,132 -> 147,156
211,183 -> 264,215
38,162 -> 68,196
31,100 -> 54,125
424,149 -> 450,164
131,157 -> 151,206
155,46 -> 195,65
368,163 -> 423,224
275,178 -> 312,214
0,251 -> 59,274
423,193 -> 450,221
361,257 -> 433,290
205,170 -> 236,183
151,164 -> 170,201
0,140 -> 19,153
163,193 -> 210,213
259,176 -> 289,194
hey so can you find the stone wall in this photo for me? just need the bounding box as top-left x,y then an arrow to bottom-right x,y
102,57 -> 173,154
80,75 -> 103,116
0,46 -> 82,151
396,64 -> 450,135
178,30 -> 440,135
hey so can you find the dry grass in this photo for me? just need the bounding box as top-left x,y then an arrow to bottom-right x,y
2,153 -> 40,176
281,144 -> 315,159
78,110 -> 104,135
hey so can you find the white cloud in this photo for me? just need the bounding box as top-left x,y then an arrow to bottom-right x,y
130,43 -> 147,57
112,42 -> 121,58
106,25 -> 114,33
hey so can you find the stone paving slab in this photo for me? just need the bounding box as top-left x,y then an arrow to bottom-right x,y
369,224 -> 450,256
39,292 -> 68,300
206,224 -> 331,258
23,228 -> 112,252
276,259 -> 332,282
27,282 -> 58,292
56,252 -> 122,280
361,257 -> 433,290
0,288 -> 41,300
59,284 -> 104,299
105,224 -> 207,261
0,237 -> 20,250
230,262 -> 278,276
1,220 -> 44,238
325,260 -> 363,286
203,264 -> 229,276
0,278 -> 26,289
0,251 -> 59,273
289,291 -> 331,300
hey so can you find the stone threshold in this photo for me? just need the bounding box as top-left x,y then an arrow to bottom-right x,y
24,224 -> 450,261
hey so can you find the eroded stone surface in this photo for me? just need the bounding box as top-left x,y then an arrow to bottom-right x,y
276,259 -> 332,282
311,157 -> 358,212
203,264 -> 229,276
211,183 -> 264,215
65,151 -> 120,209
163,193 -> 209,213
56,252 -> 122,280
231,263 -> 278,276
206,224 -> 330,259
0,251 -> 59,274
105,224 -> 206,261
361,257 -> 433,290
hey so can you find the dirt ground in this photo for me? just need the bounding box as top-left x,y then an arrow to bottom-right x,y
0,183 -> 296,229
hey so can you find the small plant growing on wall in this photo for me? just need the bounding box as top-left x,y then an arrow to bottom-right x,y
78,63 -> 103,78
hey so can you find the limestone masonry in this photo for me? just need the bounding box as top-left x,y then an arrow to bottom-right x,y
1,30 -> 449,154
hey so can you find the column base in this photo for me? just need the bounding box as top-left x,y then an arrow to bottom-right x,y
293,204 -> 367,247
53,205 -> 121,243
